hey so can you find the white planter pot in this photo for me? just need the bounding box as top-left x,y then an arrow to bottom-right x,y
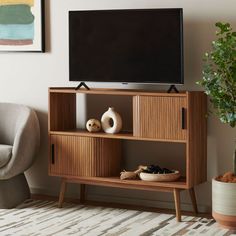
212,178 -> 236,229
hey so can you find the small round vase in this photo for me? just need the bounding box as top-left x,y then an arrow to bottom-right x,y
101,107 -> 122,134
86,119 -> 101,132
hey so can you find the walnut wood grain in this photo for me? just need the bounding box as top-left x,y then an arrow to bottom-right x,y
173,188 -> 181,222
58,178 -> 67,208
49,130 -> 187,143
49,87 -> 187,97
133,95 -> 187,141
186,92 -> 207,188
49,176 -> 188,191
48,91 -> 76,131
50,135 -> 121,177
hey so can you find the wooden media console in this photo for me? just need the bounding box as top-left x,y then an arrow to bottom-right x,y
48,87 -> 207,221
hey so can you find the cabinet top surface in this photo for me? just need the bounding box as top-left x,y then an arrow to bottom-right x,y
49,87 -> 204,97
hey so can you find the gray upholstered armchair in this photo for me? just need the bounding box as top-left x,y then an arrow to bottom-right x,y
0,103 -> 40,208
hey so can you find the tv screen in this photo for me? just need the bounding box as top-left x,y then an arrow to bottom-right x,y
69,9 -> 183,84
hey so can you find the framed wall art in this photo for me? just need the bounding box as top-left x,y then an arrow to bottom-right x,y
0,0 -> 45,52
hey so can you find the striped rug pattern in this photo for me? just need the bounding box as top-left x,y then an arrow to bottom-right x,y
0,200 -> 235,236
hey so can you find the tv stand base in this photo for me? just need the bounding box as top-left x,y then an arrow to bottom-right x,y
167,85 -> 179,93
75,82 -> 90,90
57,177 -> 199,222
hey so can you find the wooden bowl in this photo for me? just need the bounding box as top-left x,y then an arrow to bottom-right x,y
139,171 -> 180,182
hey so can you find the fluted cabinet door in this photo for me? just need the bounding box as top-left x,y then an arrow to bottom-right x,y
133,96 -> 187,141
49,135 -> 121,177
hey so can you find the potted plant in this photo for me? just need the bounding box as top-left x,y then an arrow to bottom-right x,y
197,22 -> 236,229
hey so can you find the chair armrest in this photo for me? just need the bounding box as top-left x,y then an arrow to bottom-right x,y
0,108 -> 40,179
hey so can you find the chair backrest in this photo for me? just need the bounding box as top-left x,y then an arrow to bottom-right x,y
0,103 -> 31,146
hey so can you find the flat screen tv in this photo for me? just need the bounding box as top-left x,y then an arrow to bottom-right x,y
69,8 -> 183,85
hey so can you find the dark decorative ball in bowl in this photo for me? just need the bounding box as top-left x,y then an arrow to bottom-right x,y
140,165 -> 180,182
143,165 -> 174,174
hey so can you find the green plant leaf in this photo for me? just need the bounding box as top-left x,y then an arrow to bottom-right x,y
197,22 -> 236,128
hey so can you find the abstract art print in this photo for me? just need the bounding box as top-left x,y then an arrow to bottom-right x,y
0,0 -> 44,52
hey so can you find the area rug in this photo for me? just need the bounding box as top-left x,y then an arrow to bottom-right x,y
0,200 -> 235,236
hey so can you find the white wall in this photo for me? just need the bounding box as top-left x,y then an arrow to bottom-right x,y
0,0 -> 236,212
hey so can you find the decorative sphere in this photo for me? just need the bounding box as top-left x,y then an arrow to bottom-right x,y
86,119 -> 101,132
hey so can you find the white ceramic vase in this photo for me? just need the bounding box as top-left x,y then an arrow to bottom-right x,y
212,178 -> 236,229
101,107 -> 122,134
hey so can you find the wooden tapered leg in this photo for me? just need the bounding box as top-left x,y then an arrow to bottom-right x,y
58,178 -> 67,208
80,184 -> 86,204
173,188 -> 181,222
189,188 -> 198,214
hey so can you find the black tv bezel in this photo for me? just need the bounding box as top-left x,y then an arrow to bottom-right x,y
69,8 -> 184,85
